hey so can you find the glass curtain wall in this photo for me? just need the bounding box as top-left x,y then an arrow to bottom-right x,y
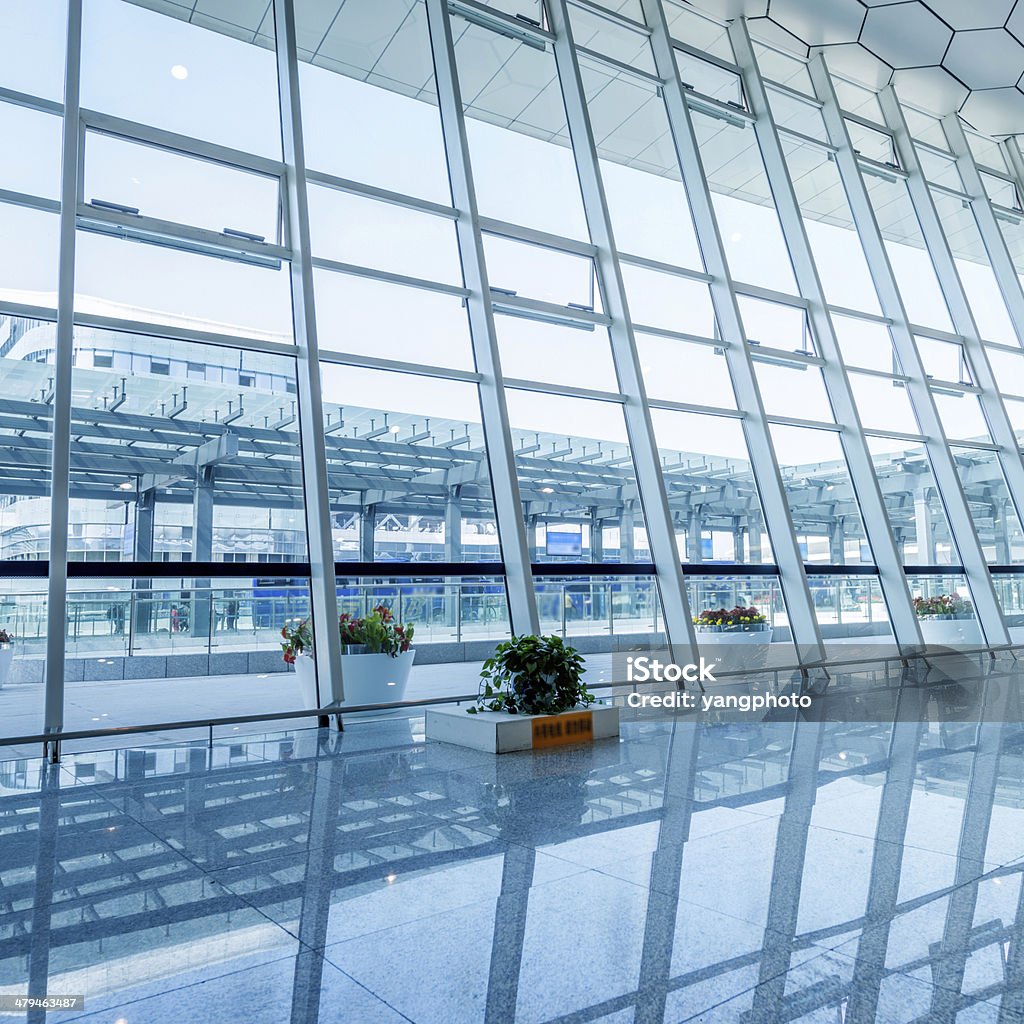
7,0 -> 1024,739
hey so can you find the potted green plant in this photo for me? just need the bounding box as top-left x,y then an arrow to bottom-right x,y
0,628 -> 13,688
693,605 -> 772,671
281,605 -> 415,708
468,634 -> 595,715
914,593 -> 981,647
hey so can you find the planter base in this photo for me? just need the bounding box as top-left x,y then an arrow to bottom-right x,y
426,704 -> 620,754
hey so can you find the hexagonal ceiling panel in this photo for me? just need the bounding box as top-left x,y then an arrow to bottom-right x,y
688,0 -> 1024,136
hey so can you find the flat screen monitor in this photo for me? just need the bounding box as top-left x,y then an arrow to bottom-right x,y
546,528 -> 583,557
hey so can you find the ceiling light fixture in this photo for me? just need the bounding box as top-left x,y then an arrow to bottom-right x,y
170,64 -> 188,80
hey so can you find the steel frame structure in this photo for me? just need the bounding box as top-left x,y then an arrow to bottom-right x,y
7,0 -> 1024,736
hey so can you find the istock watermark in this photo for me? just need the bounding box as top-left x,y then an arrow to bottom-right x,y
624,655 -> 718,685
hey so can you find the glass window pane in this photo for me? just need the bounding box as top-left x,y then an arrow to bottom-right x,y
74,231 -> 294,341
569,3 -> 655,73
68,329 -> 305,563
483,235 -> 597,309
453,16 -> 588,239
637,335 -> 736,409
649,409 -> 773,563
296,0 -> 451,206
987,346 -> 1024,395
916,335 -> 971,384
867,436 -> 957,564
979,171 -> 1018,210
0,103 -> 62,200
919,148 -> 962,192
666,6 -> 735,63
932,390 -> 991,444
865,175 -> 954,331
770,424 -> 872,564
846,119 -> 895,164
951,446 -> 1024,564
85,133 -> 281,242
81,0 -> 282,158
693,112 -> 797,293
0,203 -> 60,308
738,296 -> 812,353
321,365 -> 497,562
849,374 -> 920,433
782,135 -> 882,315
579,69 -> 704,270
833,79 -> 884,123
0,0 -> 66,101
622,264 -> 716,336
506,389 -> 650,563
931,188 -> 1017,345
494,316 -> 619,392
833,315 -> 898,374
966,131 -> 1008,173
314,272 -> 475,371
768,88 -> 826,141
677,50 -> 743,106
307,186 -> 463,285
752,360 -> 834,422
0,316 -> 55,560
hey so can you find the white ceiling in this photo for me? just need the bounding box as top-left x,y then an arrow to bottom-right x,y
690,0 -> 1024,136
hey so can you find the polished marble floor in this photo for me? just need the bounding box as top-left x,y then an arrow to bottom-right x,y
2,654 -> 1024,1022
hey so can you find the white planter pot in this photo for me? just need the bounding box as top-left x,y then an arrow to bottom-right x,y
0,646 -> 12,688
292,650 -> 416,708
918,617 -> 982,647
696,628 -> 773,673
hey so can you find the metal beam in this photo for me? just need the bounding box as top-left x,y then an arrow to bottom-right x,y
641,1 -> 827,668
802,54 -> 1010,648
424,0 -> 539,635
43,0 -> 84,736
548,0 -> 697,663
273,0 -> 345,707
736,34 -> 923,656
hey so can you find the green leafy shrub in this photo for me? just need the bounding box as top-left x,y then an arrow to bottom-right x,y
469,634 -> 595,716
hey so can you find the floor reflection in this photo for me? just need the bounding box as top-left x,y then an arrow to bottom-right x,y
2,656 -> 1024,1022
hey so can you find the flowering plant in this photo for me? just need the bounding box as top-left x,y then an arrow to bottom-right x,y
913,594 -> 974,618
693,606 -> 768,628
281,605 -> 414,664
0,628 -> 13,645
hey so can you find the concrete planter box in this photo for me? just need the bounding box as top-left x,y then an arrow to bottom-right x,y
0,645 -> 12,688
918,616 -> 982,647
293,649 -> 415,708
425,703 -> 620,754
695,626 -> 773,672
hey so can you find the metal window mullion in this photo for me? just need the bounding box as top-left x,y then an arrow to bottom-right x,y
732,37 -> 921,653
547,0 -> 696,663
43,0 -> 84,735
424,0 -> 538,635
808,60 -> 1009,646
878,89 -> 1022,646
640,0 -> 826,667
273,0 -> 344,706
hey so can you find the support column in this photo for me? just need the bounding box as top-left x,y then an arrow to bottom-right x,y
640,0 -> 827,670
191,465 -> 214,639
444,487 -> 462,562
687,508 -> 703,564
805,54 -> 1010,648
992,498 -> 1012,564
828,518 -> 845,564
43,0 -> 84,736
133,488 -> 156,639
547,0 -> 697,665
590,515 -> 604,563
748,514 -> 764,564
619,504 -> 636,562
423,0 -> 538,636
359,504 -> 376,563
274,0 -> 345,707
731,26 -> 922,656
732,519 -> 746,563
913,486 -> 936,566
